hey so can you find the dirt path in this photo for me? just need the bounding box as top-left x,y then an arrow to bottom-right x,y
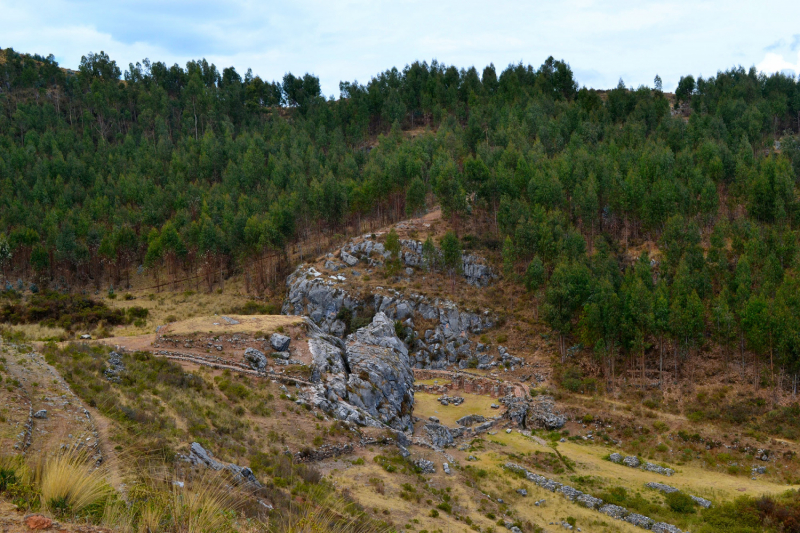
2,343 -> 100,460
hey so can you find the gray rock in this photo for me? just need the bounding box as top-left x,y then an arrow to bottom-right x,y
221,316 -> 240,325
651,523 -> 683,533
188,442 -> 223,470
609,453 -> 623,463
424,423 -> 454,448
643,462 -> 675,476
624,513 -> 655,529
529,396 -> 566,430
270,333 -> 291,352
623,456 -> 641,468
517,488 -> 527,497
646,482 -> 680,494
443,462 -> 451,475
690,495 -> 712,508
33,410 -> 47,419
599,504 -> 629,520
341,251 -> 359,266
559,485 -> 583,501
456,414 -> 486,427
576,494 -> 603,509
306,313 -> 414,432
415,459 -> 435,474
244,347 -> 268,370
752,466 -> 767,475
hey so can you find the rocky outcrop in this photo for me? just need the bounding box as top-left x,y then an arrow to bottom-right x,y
528,396 -> 566,430
244,347 -> 268,370
424,422 -> 455,448
281,266 -> 364,332
181,442 -> 261,487
456,414 -> 486,427
282,262 -> 502,370
304,313 -> 414,432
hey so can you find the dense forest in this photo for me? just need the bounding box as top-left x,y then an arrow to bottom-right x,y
2,47 -> 800,391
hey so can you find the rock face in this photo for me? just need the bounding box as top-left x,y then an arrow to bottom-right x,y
282,262 -> 500,370
528,396 -> 566,430
424,422 -> 455,448
270,333 -> 291,352
305,313 -> 414,432
244,347 -> 268,371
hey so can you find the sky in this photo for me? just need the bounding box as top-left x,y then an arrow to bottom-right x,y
2,0 -> 800,96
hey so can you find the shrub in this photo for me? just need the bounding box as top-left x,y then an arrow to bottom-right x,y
665,491 -> 696,514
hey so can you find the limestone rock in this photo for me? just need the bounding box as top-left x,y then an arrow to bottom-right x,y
528,396 -> 566,430
608,453 -> 623,464
244,348 -> 268,371
599,504 -> 629,520
625,513 -> 655,529
424,422 -> 454,448
33,410 -> 47,419
305,313 -> 414,432
341,251 -> 359,266
270,333 -> 291,352
652,523 -> 684,533
456,414 -> 486,427
646,482 -> 679,494
691,495 -> 712,508
415,459 -> 435,473
623,456 -> 641,468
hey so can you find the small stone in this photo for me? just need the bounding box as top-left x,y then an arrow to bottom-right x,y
516,488 -> 527,496
24,514 -> 52,529
80,334 -> 92,340
429,416 -> 440,423
506,428 -> 512,434
33,410 -> 47,419
443,462 -> 451,474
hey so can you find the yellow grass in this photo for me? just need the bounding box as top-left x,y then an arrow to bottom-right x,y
165,314 -> 302,336
3,323 -> 68,341
35,450 -> 112,514
413,391 -> 500,426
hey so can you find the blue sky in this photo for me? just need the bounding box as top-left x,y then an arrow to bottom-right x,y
2,0 -> 799,95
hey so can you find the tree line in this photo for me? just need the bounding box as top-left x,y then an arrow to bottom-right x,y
2,46 -> 800,393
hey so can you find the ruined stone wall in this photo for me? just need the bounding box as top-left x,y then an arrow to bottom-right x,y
412,369 -> 523,398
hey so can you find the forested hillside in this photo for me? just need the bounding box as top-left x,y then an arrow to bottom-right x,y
2,46 -> 800,391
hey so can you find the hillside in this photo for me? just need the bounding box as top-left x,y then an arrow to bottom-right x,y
3,45 -> 800,532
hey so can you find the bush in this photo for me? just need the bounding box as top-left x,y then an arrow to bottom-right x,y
665,491 -> 696,514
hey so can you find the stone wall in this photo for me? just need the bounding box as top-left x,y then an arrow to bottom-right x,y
412,369 -> 525,398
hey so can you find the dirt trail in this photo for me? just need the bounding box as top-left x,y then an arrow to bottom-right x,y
1,342 -> 100,459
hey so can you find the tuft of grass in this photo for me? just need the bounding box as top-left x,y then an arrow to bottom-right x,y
35,450 -> 112,516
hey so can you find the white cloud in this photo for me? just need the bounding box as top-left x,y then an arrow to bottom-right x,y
2,0 -> 800,94
757,52 -> 800,76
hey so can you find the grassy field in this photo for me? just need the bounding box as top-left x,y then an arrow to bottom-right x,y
413,391 -> 500,426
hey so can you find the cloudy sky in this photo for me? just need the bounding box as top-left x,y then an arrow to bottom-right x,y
2,0 -> 799,96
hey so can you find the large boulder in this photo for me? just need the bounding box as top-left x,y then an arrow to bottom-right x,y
424,423 -> 455,448
270,333 -> 291,352
305,313 -> 414,432
244,348 -> 268,371
528,396 -> 566,430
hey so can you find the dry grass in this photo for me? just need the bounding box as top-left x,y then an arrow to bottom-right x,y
413,391 -> 500,426
164,314 -> 302,336
32,450 -> 112,514
3,323 -> 69,341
